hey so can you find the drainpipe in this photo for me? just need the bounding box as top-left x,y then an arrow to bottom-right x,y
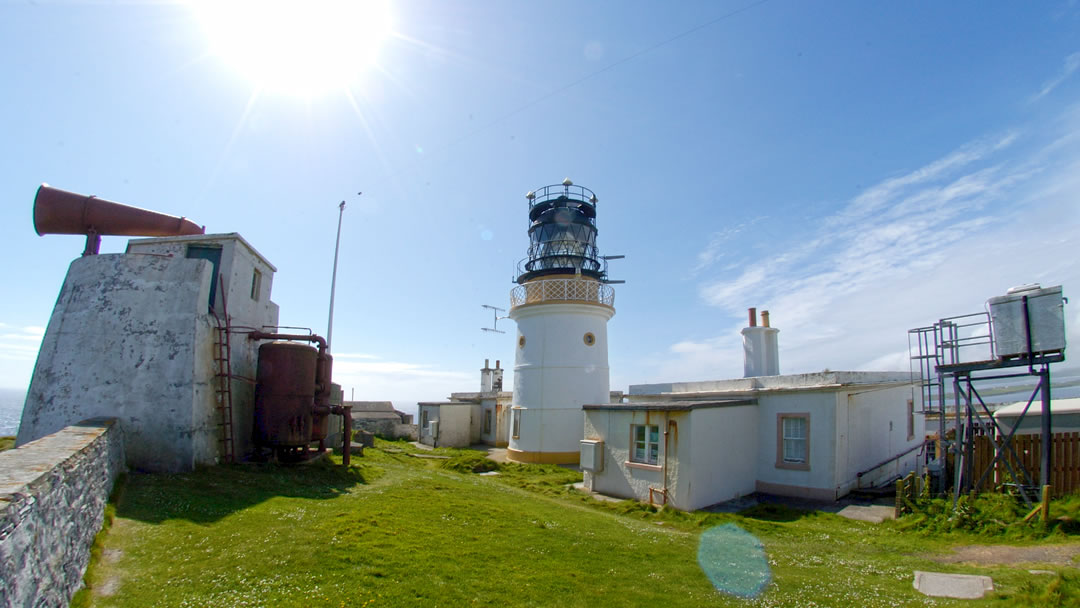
661,413 -> 670,507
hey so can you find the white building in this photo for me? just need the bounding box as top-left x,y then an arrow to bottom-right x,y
18,233 -> 279,472
507,180 -> 616,464
418,360 -> 511,448
993,397 -> 1080,435
580,310 -> 925,509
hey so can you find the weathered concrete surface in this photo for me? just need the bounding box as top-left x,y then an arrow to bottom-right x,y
0,419 -> 124,608
17,254 -> 216,472
836,505 -> 896,524
913,571 -> 994,599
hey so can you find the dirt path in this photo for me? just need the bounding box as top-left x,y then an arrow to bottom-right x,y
927,543 -> 1080,567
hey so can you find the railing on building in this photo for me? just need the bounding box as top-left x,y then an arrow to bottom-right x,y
510,278 -> 615,309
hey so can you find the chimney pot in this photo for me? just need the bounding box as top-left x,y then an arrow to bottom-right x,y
761,310 -> 770,328
748,307 -> 757,327
495,360 -> 500,369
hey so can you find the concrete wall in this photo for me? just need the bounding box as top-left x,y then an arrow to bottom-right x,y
837,386 -> 925,493
0,419 -> 125,608
686,405 -> 758,509
583,409 -> 671,505
417,403 -> 476,448
127,233 -> 280,461
584,406 -> 759,511
18,254 -> 218,472
754,391 -> 840,500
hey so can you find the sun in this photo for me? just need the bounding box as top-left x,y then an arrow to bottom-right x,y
191,0 -> 393,97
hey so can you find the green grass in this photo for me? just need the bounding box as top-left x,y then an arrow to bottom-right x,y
77,441 -> 1080,607
0,436 -> 14,452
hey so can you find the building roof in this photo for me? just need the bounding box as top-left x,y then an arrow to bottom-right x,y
584,399 -> 756,411
629,371 -> 911,398
994,397 -> 1080,418
448,391 -> 513,403
127,232 -> 277,272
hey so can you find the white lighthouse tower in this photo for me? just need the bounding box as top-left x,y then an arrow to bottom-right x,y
507,179 -> 616,464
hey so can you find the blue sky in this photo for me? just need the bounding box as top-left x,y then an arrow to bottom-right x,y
1,0 -> 1078,415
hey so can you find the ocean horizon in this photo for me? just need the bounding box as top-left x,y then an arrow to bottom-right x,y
0,387 -> 26,437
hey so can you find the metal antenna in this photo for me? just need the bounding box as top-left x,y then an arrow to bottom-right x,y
602,254 -> 627,284
481,304 -> 507,333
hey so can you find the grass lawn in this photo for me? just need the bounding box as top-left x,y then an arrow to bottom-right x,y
76,441 -> 1080,607
0,436 -> 14,452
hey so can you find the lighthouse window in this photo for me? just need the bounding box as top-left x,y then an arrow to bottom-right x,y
511,410 -> 521,439
518,335 -> 526,348
631,424 -> 659,465
583,332 -> 596,346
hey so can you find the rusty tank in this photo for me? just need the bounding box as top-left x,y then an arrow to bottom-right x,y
253,341 -> 319,448
310,351 -> 333,443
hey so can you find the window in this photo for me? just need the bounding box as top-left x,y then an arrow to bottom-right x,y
631,424 -> 659,465
251,268 -> 262,300
511,409 -> 521,439
421,410 -> 428,430
484,410 -> 492,434
776,414 -> 810,470
907,399 -> 915,441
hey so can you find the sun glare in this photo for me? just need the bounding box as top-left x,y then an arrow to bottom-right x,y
192,0 -> 392,97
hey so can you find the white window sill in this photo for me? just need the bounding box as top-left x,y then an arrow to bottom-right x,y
625,461 -> 661,472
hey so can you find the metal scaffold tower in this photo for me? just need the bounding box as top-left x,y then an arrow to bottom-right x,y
908,285 -> 1067,509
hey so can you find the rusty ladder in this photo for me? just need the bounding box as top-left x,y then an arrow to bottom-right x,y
211,275 -> 236,464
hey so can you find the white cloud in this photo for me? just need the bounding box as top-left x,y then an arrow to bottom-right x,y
331,357 -> 474,415
1032,51 -> 1080,102
663,114 -> 1080,383
691,218 -> 762,275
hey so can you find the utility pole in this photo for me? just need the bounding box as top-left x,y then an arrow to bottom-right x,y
327,195 -> 356,351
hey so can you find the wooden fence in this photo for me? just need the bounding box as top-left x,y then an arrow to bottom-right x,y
970,432 -> 1080,497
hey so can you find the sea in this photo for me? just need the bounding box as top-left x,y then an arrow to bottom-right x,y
0,388 -> 26,437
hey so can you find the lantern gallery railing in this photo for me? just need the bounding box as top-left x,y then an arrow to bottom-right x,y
510,278 -> 615,309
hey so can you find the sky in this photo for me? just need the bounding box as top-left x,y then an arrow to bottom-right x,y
1,0 -> 1079,417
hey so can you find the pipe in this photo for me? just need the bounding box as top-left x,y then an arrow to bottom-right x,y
331,404 -> 353,467
662,414 -> 672,506
748,307 -> 757,327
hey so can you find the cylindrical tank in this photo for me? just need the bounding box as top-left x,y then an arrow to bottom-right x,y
254,341 -> 318,447
310,352 -> 334,442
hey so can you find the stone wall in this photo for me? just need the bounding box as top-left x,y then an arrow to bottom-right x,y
0,418 -> 125,607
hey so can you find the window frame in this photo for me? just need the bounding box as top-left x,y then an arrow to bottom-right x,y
775,413 -> 810,471
251,268 -> 262,301
629,424 -> 660,466
907,398 -> 915,441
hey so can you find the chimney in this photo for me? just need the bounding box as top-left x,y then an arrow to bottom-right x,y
480,359 -> 494,392
493,360 -> 504,392
741,308 -> 779,378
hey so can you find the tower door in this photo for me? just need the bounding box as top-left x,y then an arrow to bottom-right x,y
186,245 -> 222,312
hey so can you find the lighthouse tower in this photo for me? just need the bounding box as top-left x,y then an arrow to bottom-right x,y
507,179 -> 615,464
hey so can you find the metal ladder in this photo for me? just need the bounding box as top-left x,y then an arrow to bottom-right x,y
211,275 -> 236,464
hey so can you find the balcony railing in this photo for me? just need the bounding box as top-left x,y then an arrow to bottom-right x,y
510,278 -> 615,309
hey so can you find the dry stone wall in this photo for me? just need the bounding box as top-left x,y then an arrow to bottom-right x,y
0,419 -> 124,608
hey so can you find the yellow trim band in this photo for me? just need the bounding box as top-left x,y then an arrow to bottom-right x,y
506,448 -> 580,465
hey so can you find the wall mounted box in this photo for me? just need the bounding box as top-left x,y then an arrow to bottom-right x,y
580,439 -> 604,472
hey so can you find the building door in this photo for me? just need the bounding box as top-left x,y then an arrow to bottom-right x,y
186,245 -> 222,311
